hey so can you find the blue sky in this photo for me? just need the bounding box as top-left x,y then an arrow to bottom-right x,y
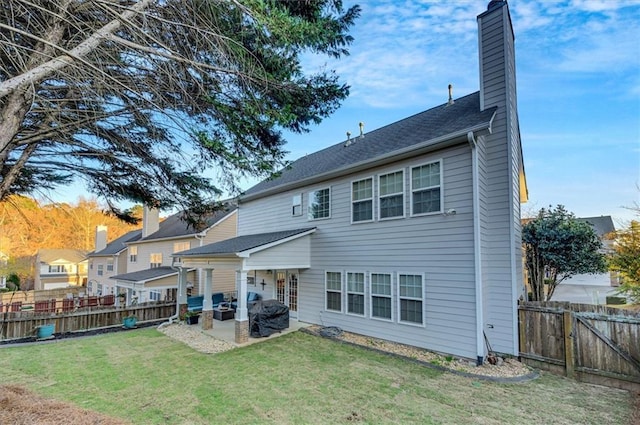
275,0 -> 639,226
52,0 -> 639,226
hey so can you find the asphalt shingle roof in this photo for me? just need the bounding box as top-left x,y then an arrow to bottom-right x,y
578,216 -> 615,237
110,266 -> 177,283
243,92 -> 496,198
140,205 -> 237,241
38,249 -> 87,263
175,228 -> 316,257
88,229 -> 142,257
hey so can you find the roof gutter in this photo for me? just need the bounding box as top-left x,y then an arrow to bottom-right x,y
242,118 -> 495,202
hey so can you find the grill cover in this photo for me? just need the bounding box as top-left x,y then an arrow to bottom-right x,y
248,299 -> 290,337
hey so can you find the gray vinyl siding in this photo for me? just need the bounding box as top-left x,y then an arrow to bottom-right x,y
239,145 -> 479,359
478,4 -> 520,355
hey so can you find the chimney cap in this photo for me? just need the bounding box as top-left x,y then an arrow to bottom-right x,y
487,0 -> 506,11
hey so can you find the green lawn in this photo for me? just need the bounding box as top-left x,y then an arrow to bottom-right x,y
0,329 -> 633,424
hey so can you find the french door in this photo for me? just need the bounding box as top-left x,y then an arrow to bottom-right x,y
276,270 -> 298,318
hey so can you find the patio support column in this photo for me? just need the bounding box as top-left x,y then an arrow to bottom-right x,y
177,268 -> 188,319
202,269 -> 214,330
235,269 -> 249,343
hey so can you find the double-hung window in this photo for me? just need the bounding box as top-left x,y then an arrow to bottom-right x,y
48,265 -> 67,273
106,259 -> 114,272
351,178 -> 373,223
371,273 -> 392,320
379,170 -> 404,219
346,272 -> 365,315
129,246 -> 138,263
411,160 -> 442,215
325,271 -> 342,312
97,264 -> 104,276
173,241 -> 190,253
308,188 -> 331,220
150,253 -> 162,268
292,194 -> 302,216
398,274 -> 424,325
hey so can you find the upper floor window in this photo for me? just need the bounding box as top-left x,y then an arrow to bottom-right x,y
48,265 -> 67,273
173,241 -> 190,253
106,259 -> 114,272
346,272 -> 365,316
292,194 -> 302,216
129,246 -> 138,263
411,161 -> 442,215
97,264 -> 104,276
89,261 -> 93,270
398,273 -> 424,325
325,271 -> 342,312
150,253 -> 162,268
308,188 -> 331,220
351,178 -> 373,223
379,170 -> 404,219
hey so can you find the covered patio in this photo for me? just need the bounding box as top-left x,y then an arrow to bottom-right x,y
171,227 -> 316,343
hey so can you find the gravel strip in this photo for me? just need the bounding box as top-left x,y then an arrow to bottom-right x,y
305,325 -> 536,380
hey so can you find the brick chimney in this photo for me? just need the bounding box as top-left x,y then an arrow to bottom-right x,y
95,225 -> 107,252
142,206 -> 160,238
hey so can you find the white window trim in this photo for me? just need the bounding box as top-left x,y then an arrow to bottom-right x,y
397,272 -> 426,327
345,271 -> 366,317
308,187 -> 332,221
324,270 -> 343,312
292,193 -> 303,217
106,259 -> 114,272
369,272 -> 393,322
129,246 -> 138,263
150,253 -> 163,268
410,159 -> 443,217
97,264 -> 104,276
378,169 -> 405,221
350,176 -> 374,224
173,241 -> 191,254
149,290 -> 161,301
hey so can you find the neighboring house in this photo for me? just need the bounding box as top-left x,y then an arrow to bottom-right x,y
34,249 -> 88,290
86,226 -> 142,297
563,216 -> 617,286
110,205 -> 237,305
174,0 -> 527,363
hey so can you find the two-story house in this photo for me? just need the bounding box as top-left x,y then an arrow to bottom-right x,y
174,0 -> 527,363
86,226 -> 142,297
110,205 -> 237,305
34,249 -> 88,290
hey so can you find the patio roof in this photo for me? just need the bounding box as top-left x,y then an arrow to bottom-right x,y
174,227 -> 316,270
110,266 -> 177,283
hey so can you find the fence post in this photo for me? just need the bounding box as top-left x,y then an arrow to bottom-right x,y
518,307 -> 526,355
563,310 -> 574,378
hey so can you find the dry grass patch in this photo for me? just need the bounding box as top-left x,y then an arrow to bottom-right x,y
0,385 -> 129,425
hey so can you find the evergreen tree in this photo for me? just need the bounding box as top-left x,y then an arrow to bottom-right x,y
0,0 -> 360,226
523,205 -> 607,301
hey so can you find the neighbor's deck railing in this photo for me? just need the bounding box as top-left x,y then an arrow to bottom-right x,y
0,300 -> 176,341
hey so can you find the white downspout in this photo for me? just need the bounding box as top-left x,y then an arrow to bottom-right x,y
468,131 -> 484,366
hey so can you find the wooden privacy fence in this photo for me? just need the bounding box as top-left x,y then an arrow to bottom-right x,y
519,301 -> 640,391
0,301 -> 175,341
